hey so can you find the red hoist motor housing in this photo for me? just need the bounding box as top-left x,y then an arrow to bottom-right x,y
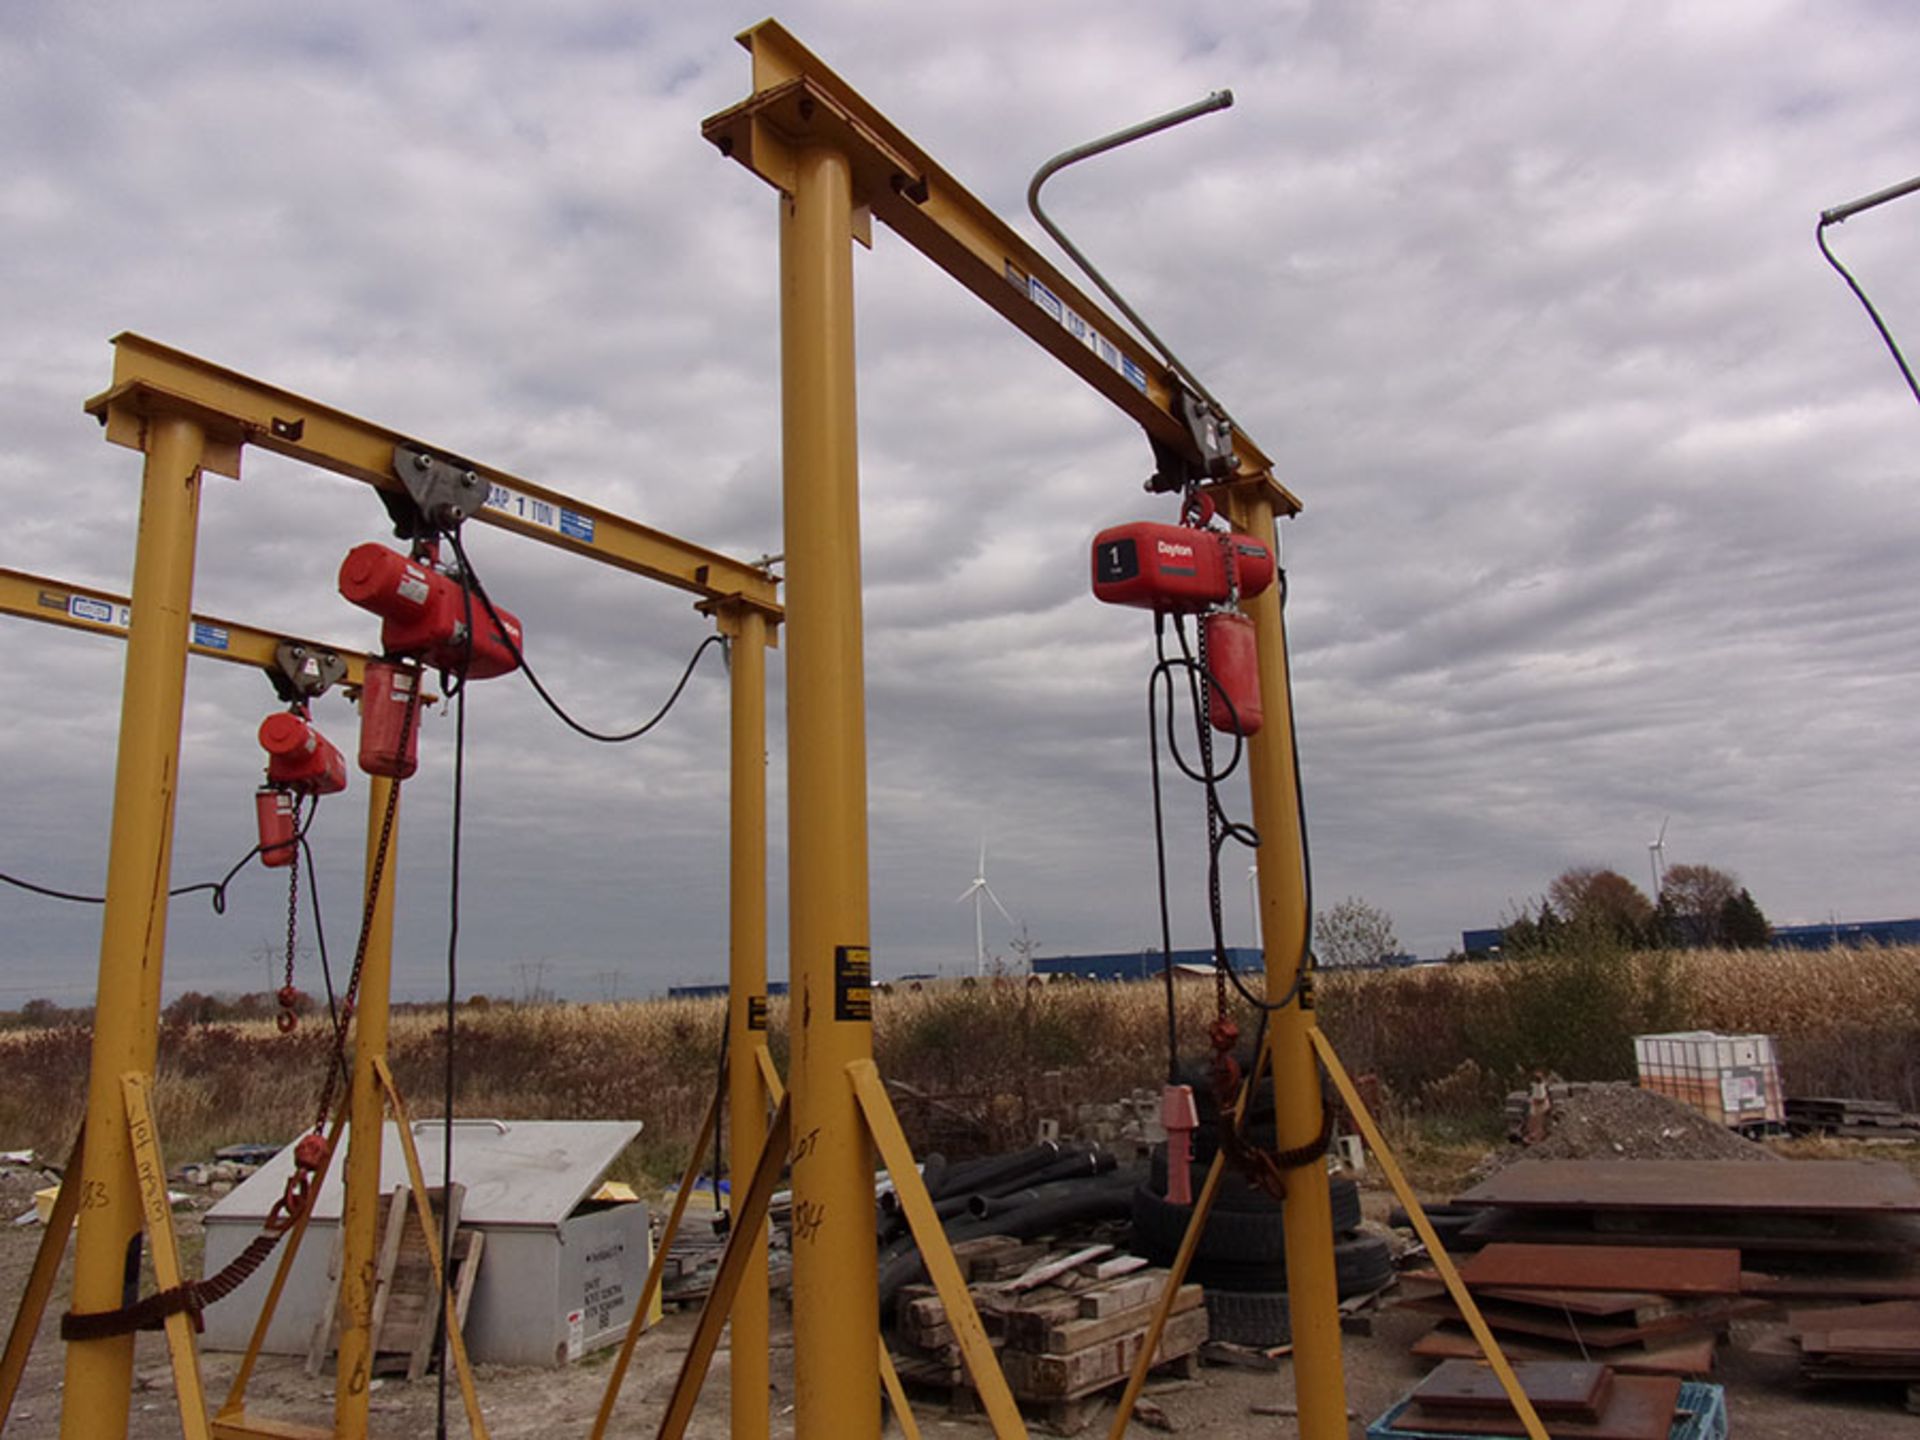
1091,521 -> 1272,736
255,711 -> 347,868
338,542 -> 525,680
258,712 -> 349,795
358,659 -> 424,780
1090,521 -> 1274,613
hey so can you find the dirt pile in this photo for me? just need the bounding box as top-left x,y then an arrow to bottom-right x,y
1476,1081 -> 1778,1179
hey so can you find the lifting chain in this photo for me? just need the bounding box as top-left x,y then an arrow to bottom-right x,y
276,792 -> 305,1033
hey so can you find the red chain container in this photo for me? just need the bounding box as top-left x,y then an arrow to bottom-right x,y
358,659 -> 423,779
258,712 -> 349,795
337,542 -> 524,679
1203,610 -> 1263,736
255,787 -> 299,869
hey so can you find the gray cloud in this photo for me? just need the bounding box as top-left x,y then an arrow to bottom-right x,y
4,1 -> 1919,1005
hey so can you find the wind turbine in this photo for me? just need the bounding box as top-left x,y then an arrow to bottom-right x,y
1648,815 -> 1670,898
956,841 -> 1017,975
1247,864 -> 1261,947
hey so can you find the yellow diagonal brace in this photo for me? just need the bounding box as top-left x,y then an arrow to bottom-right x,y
656,1095 -> 793,1440
217,1103 -> 348,1421
0,1126 -> 84,1429
847,1060 -> 1025,1439
755,1044 -> 784,1108
751,1057 -> 918,1435
1307,1028 -> 1548,1440
590,1080 -> 722,1440
372,1059 -> 490,1440
121,1074 -> 211,1440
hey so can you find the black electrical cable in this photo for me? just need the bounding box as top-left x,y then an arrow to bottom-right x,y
435,560 -> 477,1439
295,829 -> 339,1030
1,799 -> 321,915
1817,219 -> 1920,409
444,528 -> 724,744
1142,575 -> 1317,1020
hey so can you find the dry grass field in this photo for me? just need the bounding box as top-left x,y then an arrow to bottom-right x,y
2,944 -> 1915,1189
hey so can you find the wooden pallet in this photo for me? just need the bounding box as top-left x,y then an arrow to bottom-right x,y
307,1183 -> 483,1381
890,1250 -> 1208,1436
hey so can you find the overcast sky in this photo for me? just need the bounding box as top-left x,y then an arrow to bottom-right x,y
3,2 -> 1917,1004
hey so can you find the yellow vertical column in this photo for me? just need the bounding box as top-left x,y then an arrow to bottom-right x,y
61,415 -> 207,1440
722,604 -> 772,1440
780,144 -> 880,1440
1227,485 -> 1348,1439
334,773 -> 401,1440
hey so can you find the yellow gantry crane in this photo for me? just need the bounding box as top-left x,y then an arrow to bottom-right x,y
682,20 -> 1546,1440
16,335 -> 785,1440
13,17 -> 1548,1440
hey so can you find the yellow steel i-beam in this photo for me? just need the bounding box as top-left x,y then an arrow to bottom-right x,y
0,566 -> 377,688
718,601 -> 772,1440
781,141 -> 881,1440
1220,480 -> 1347,1439
334,772 -> 403,1440
61,414 -> 206,1440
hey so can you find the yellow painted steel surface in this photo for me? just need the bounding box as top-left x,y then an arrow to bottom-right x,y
590,1085 -> 720,1440
1309,1028 -> 1549,1440
61,415 -> 206,1440
333,775 -> 402,1440
849,1060 -> 1024,1439
0,566 -> 378,686
721,602 -> 772,1440
656,1098 -> 794,1440
704,22 -> 1298,511
372,1059 -> 490,1440
778,141 -> 882,1440
1222,482 -> 1348,1439
122,1073 -> 213,1440
85,333 -> 782,618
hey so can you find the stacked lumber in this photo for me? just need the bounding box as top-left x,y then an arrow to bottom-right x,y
1397,1243 -> 1753,1377
1785,1096 -> 1920,1141
1779,1300 -> 1920,1409
1366,1360 -> 1727,1440
889,1238 -> 1207,1436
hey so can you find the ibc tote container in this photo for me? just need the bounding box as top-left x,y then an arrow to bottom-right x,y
1633,1030 -> 1784,1129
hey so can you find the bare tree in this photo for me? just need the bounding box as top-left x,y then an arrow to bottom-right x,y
1660,863 -> 1742,947
1314,896 -> 1400,969
1548,867 -> 1655,942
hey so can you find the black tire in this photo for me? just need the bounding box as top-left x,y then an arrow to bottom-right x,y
1145,1149 -> 1362,1228
1188,1233 -> 1394,1297
1203,1288 -> 1290,1347
1129,1178 -> 1364,1265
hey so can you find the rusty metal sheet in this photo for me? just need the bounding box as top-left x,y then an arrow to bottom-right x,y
1389,1374 -> 1683,1440
1454,1160 -> 1920,1215
1462,1207 -> 1920,1254
1459,1243 -> 1741,1296
1409,1325 -> 1716,1379
1411,1358 -> 1611,1417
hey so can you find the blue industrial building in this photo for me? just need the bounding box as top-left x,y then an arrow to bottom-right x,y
1463,918 -> 1920,955
1771,918 -> 1920,950
1032,947 -> 1262,982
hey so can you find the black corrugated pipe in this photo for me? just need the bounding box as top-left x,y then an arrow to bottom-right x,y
927,1141 -> 1062,1200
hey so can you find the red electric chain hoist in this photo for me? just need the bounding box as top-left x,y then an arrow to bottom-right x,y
1091,508 -> 1273,736
254,708 -> 348,867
